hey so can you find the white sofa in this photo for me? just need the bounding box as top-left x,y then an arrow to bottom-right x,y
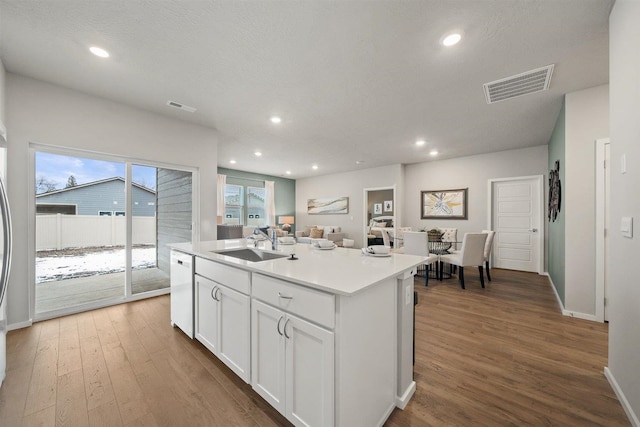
296,225 -> 345,245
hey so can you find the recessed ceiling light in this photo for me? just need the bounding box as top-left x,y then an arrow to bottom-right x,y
312,164 -> 318,170
270,116 -> 282,124
430,150 -> 439,156
89,46 -> 110,58
442,33 -> 462,47
254,151 -> 262,157
285,170 -> 292,175
415,139 -> 426,147
229,159 -> 237,164
355,160 -> 365,165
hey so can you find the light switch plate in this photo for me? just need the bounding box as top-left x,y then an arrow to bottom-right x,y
621,217 -> 633,238
621,154 -> 627,174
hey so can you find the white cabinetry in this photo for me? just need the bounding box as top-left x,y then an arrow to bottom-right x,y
252,275 -> 334,427
195,259 -> 251,383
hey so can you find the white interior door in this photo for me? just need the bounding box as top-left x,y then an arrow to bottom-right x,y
491,176 -> 542,273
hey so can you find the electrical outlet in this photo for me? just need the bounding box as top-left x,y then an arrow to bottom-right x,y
405,285 -> 411,305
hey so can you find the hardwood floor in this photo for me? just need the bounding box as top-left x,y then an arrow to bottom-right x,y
0,268 -> 629,426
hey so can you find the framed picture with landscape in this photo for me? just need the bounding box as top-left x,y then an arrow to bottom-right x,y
421,188 -> 468,219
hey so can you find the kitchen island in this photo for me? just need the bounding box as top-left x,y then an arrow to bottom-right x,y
169,239 -> 427,427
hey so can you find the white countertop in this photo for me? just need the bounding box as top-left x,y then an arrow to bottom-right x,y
169,240 -> 428,296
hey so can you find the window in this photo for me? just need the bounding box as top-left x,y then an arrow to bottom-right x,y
247,186 -> 265,226
222,183 -> 266,226
224,184 -> 243,224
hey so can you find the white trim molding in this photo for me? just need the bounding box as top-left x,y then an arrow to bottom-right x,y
605,367 -> 640,427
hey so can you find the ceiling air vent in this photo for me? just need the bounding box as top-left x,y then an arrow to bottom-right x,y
166,100 -> 197,113
483,64 -> 554,104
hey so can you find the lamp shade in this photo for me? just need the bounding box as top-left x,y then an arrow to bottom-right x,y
278,216 -> 295,225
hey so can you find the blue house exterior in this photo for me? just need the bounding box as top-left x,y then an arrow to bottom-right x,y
36,177 -> 156,216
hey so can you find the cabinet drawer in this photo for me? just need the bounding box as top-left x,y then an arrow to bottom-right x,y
195,257 -> 251,295
252,274 -> 335,329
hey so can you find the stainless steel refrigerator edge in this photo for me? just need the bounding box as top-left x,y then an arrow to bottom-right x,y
0,122 -> 13,389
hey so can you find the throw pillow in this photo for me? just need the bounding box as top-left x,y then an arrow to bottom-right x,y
373,221 -> 387,228
309,227 -> 324,238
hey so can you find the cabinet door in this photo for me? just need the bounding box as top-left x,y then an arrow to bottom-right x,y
195,276 -> 219,355
218,285 -> 251,383
251,299 -> 286,414
285,314 -> 334,427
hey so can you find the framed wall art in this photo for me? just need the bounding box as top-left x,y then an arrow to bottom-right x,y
307,197 -> 349,214
373,203 -> 382,215
421,188 -> 468,219
384,200 -> 393,212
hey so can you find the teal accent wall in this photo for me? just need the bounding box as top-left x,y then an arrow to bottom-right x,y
217,167 -> 296,232
548,100 -> 566,304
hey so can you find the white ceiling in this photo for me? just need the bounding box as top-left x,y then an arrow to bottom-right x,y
0,0 -> 613,179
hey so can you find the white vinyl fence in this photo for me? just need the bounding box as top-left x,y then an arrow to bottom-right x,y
36,214 -> 156,251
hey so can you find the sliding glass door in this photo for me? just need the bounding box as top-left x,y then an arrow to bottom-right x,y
34,148 -> 193,318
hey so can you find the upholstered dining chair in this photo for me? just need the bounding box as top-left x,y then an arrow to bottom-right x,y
439,233 -> 488,289
439,227 -> 458,250
403,231 -> 439,286
481,230 -> 496,281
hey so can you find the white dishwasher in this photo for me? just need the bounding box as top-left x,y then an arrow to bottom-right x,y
170,250 -> 194,338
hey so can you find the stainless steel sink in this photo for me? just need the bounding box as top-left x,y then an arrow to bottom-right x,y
214,248 -> 288,262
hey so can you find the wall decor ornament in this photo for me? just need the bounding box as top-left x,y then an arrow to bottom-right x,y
307,197 -> 349,214
548,160 -> 561,222
421,188 -> 468,219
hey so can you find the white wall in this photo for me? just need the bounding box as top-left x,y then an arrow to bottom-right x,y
0,59 -> 5,124
296,164 -> 403,248
5,74 -> 218,327
608,1 -> 640,423
564,85 -> 609,316
404,146 -> 548,238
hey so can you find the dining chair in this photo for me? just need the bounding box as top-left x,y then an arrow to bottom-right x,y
381,228 -> 391,247
395,227 -> 412,249
403,231 -> 439,286
481,230 -> 496,281
439,232 -> 488,289
440,227 -> 458,250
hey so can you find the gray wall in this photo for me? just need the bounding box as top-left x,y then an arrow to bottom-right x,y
296,164 -> 403,248
157,168 -> 192,275
564,84 -> 609,317
609,0 -> 640,420
36,179 -> 156,216
367,189 -> 394,221
218,167 -> 295,232
6,74 -> 218,327
404,146 -> 548,244
547,101 -> 566,304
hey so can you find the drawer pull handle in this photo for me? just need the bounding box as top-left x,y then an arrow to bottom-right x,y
283,318 -> 291,339
278,292 -> 293,300
276,316 -> 284,336
211,287 -> 221,301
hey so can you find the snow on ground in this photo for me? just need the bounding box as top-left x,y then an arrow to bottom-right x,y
36,247 -> 156,283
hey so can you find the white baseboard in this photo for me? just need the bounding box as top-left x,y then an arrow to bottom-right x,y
8,319 -> 33,331
395,380 -> 416,410
544,273 -> 598,322
561,310 -> 598,322
544,272 -> 565,313
605,367 -> 640,426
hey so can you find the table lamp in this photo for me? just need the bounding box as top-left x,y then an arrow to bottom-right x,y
279,215 -> 295,233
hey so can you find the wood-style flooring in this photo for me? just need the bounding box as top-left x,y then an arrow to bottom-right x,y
0,268 -> 630,426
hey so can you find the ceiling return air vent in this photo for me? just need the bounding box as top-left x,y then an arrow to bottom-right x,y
483,64 -> 554,104
166,100 -> 197,113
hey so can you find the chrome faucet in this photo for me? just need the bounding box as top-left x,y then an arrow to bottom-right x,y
253,227 -> 278,250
